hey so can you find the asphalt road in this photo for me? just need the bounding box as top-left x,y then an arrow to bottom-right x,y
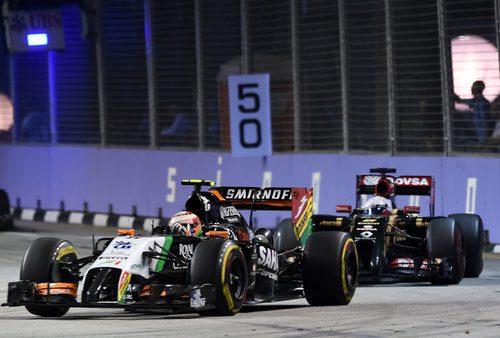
1,221 -> 500,338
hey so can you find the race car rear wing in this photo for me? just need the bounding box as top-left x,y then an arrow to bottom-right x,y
210,187 -> 299,210
210,186 -> 314,243
356,175 -> 434,196
356,172 -> 435,216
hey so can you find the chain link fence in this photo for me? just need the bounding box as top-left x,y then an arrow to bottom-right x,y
0,0 -> 499,156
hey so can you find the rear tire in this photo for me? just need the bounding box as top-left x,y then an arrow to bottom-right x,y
449,213 -> 484,277
20,237 -> 78,317
427,218 -> 465,285
190,239 -> 248,316
303,232 -> 358,305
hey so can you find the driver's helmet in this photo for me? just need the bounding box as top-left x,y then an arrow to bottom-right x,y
362,195 -> 393,215
363,204 -> 392,216
168,211 -> 202,236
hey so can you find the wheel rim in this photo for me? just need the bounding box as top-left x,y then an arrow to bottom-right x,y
228,257 -> 245,300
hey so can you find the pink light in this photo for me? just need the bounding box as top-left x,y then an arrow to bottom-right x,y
451,35 -> 500,104
0,93 -> 13,131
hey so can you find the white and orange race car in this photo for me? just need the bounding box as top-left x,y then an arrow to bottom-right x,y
4,180 -> 358,317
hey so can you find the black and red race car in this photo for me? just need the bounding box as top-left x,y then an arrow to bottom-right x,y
312,168 -> 483,284
3,180 -> 358,317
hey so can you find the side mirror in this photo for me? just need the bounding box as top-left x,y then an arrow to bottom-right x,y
336,205 -> 352,213
403,205 -> 420,214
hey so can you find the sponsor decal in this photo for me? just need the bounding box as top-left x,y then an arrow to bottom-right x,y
359,219 -> 379,226
258,270 -> 278,281
356,225 -> 377,231
292,188 -> 313,241
225,216 -> 240,223
362,175 -> 386,185
336,205 -> 352,213
179,243 -> 194,260
190,289 -> 206,309
220,206 -> 240,218
113,241 -> 132,249
319,219 -> 343,227
224,188 -> 292,201
359,231 -> 373,238
257,246 -> 278,272
98,256 -> 128,260
294,194 -> 307,221
118,271 -> 132,303
394,177 -> 430,186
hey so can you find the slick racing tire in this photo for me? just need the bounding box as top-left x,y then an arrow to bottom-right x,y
303,232 -> 358,305
449,213 -> 484,277
427,218 -> 465,285
0,189 -> 13,231
273,218 -> 299,252
190,239 -> 248,316
20,237 -> 78,317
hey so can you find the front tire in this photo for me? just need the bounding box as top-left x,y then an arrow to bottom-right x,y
427,218 -> 465,285
20,237 -> 78,317
303,232 -> 358,305
449,213 -> 484,277
190,239 -> 248,316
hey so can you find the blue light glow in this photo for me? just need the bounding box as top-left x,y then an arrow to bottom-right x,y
27,33 -> 48,46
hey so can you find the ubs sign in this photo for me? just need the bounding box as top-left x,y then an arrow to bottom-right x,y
3,7 -> 64,53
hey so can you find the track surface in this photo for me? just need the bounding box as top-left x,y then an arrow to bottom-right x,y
1,221 -> 500,337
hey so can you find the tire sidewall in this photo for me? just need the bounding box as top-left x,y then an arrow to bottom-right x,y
216,241 -> 247,314
20,237 -> 78,317
427,218 -> 465,284
449,213 -> 484,277
21,238 -> 78,281
303,231 -> 358,305
190,239 -> 248,315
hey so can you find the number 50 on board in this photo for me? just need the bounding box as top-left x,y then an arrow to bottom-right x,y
228,74 -> 272,157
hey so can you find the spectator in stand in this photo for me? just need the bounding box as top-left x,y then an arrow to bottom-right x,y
453,81 -> 490,143
482,95 -> 500,151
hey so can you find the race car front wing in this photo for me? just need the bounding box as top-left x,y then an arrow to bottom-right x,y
3,281 -> 219,313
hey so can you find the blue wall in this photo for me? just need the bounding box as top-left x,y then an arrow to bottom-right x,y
0,144 -> 498,242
